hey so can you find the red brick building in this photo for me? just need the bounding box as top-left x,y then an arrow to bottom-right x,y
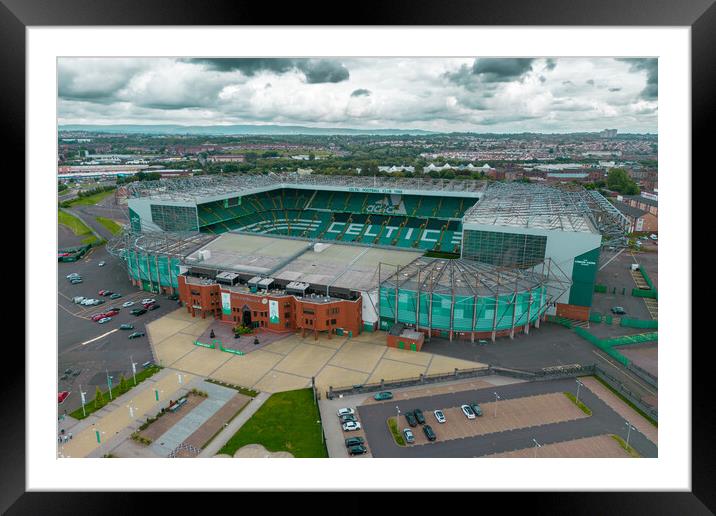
177,275 -> 362,339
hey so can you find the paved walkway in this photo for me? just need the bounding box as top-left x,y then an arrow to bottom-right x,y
148,381 -> 237,457
580,376 -> 658,444
199,391 -> 272,457
486,434 -> 633,458
59,369 -> 196,458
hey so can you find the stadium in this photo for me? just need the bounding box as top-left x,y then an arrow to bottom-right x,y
109,173 -> 629,342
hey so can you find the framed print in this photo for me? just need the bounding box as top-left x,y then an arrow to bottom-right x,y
5,0 -> 711,512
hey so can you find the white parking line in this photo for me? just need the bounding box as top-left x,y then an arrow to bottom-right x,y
81,328 -> 118,346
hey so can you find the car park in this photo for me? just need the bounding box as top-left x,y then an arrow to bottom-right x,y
374,391 -> 393,401
611,306 -> 626,315
110,293 -> 122,299
344,436 -> 364,447
423,424 -> 436,442
342,421 -> 362,432
97,317 -> 112,324
348,444 -> 368,455
122,301 -> 135,308
58,391 -> 70,404
131,308 -> 147,316
461,404 -> 476,420
403,428 -> 415,444
337,408 -> 355,417
405,411 -> 418,427
128,331 -> 146,339
119,323 -> 134,330
471,403 -> 483,417
434,410 -> 446,423
413,408 -> 426,425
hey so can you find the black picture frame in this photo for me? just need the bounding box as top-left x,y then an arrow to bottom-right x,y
7,0 -> 709,512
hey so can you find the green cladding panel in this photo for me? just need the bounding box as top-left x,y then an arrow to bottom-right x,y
129,207 -> 142,233
125,250 -> 180,291
569,247 -> 601,307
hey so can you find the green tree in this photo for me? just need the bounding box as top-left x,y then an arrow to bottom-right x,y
119,375 -> 128,393
607,168 -> 640,195
94,386 -> 105,409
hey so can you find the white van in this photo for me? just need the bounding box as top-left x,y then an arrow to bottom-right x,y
73,296 -> 85,304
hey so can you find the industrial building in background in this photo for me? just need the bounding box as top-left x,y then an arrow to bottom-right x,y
109,173 -> 629,342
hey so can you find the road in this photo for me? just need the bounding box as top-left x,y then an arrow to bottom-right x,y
358,378 -> 657,458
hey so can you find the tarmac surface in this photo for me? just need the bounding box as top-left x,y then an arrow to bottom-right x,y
357,377 -> 657,458
58,245 -> 182,414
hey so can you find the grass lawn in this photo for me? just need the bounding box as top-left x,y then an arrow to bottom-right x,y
68,365 -> 163,420
96,216 -> 124,235
593,375 -> 658,427
58,209 -> 92,236
218,388 -> 327,458
63,189 -> 115,207
387,416 -> 405,446
610,434 -> 641,458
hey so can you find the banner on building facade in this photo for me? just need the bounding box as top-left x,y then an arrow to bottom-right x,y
269,299 -> 279,324
221,292 -> 231,315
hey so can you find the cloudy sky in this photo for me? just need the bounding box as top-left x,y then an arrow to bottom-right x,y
58,57 -> 657,133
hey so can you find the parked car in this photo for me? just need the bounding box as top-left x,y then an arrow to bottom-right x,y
340,414 -> 358,424
461,404 -> 476,420
434,410 -> 446,424
471,403 -> 483,417
611,306 -> 626,315
97,317 -> 112,324
423,424 -> 436,442
374,391 -> 393,401
109,293 -> 122,300
58,391 -> 70,404
337,408 -> 355,417
344,436 -> 364,447
413,408 -> 426,425
98,289 -> 108,296
405,411 -> 418,427
348,444 -> 368,455
94,299 -> 105,305
131,308 -> 147,316
141,298 -> 156,306
98,261 -> 106,267
80,299 -> 94,306
128,331 -> 146,339
101,291 -> 114,297
168,294 -> 180,301
403,428 -> 415,444
342,421 -> 362,432
104,309 -> 120,317
119,323 -> 134,330
148,303 -> 160,311
66,273 -> 80,279
70,278 -> 83,284
73,296 -> 85,304
91,313 -> 108,322
122,301 -> 135,308
650,234 -> 658,241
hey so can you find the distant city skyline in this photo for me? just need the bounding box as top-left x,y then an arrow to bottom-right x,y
58,57 -> 658,133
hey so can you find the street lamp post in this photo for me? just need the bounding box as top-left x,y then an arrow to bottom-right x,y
532,438 -> 542,458
106,370 -> 113,400
575,379 -> 584,405
625,421 -> 635,450
494,392 -> 501,418
79,384 -> 87,418
130,355 -> 137,386
396,405 -> 400,428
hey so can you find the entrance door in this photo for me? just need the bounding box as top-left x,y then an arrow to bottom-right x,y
242,306 -> 252,327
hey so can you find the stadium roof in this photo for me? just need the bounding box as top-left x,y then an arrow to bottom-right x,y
379,257 -> 550,297
463,182 -> 604,234
125,172 -> 486,202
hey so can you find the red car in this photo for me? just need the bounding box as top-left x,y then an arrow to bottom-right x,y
91,313 -> 108,322
143,302 -> 155,309
104,309 -> 120,317
58,391 -> 70,404
98,289 -> 108,296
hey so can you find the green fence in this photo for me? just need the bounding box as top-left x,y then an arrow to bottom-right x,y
620,317 -> 658,329
640,267 -> 656,290
631,288 -> 658,299
194,340 -> 216,349
573,327 -> 658,366
589,312 -> 603,323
